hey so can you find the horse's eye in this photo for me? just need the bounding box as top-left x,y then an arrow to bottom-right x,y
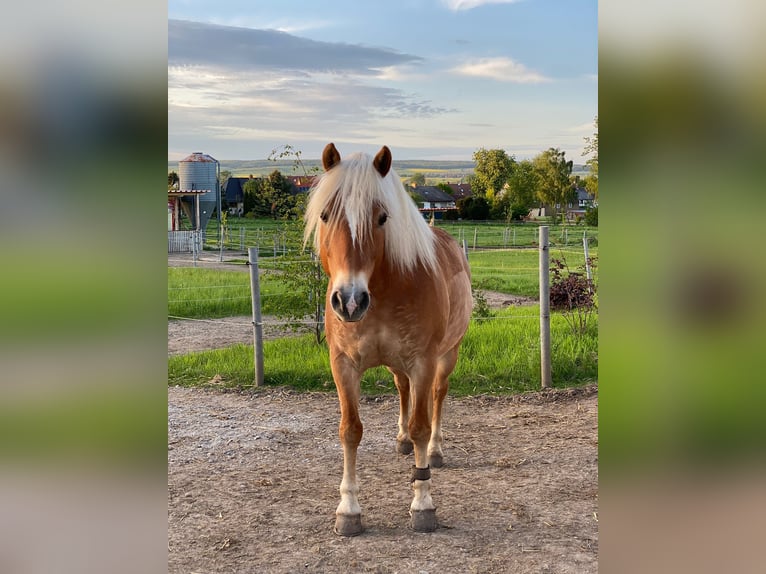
320,211 -> 328,223
378,213 -> 388,226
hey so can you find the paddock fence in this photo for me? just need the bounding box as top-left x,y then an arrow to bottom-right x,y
168,226 -> 598,390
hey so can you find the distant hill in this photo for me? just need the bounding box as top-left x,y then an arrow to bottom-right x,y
168,159 -> 589,179
168,159 -> 477,177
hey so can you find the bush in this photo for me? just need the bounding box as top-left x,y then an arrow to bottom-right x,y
550,255 -> 598,336
584,206 -> 598,226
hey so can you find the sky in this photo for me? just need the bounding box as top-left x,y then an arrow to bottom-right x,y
168,0 -> 597,163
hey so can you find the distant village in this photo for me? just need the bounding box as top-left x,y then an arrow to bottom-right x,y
168,152 -> 596,234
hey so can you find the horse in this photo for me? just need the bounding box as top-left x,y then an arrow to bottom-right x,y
304,143 -> 472,536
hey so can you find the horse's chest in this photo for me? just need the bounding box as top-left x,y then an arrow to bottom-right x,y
334,323 -> 419,371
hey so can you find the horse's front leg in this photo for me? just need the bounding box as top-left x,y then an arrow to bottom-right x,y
330,354 -> 364,536
408,361 -> 438,532
390,369 -> 413,455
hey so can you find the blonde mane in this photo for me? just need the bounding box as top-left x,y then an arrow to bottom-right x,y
304,152 -> 437,274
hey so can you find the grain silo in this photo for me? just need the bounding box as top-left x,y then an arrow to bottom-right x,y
178,152 -> 219,230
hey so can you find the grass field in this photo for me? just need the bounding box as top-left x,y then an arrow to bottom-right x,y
168,217 -> 598,394
167,305 -> 597,395
191,217 -> 598,253
169,241 -> 597,318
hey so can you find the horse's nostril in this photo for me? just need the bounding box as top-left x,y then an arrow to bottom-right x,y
331,290 -> 343,311
359,291 -> 370,310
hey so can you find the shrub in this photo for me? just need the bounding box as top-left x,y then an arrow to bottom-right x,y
550,255 -> 597,336
584,206 -> 598,226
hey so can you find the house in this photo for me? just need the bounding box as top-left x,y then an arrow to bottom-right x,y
223,176 -> 257,216
410,185 -> 458,220
284,175 -> 317,193
445,182 -> 472,200
566,187 -> 597,221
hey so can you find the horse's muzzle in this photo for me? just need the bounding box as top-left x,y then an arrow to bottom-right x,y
331,287 -> 370,322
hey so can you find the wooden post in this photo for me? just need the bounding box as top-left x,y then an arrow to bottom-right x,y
462,239 -> 468,259
473,227 -> 478,251
248,247 -> 264,387
539,226 -> 552,388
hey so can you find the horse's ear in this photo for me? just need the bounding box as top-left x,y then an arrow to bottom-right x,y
373,146 -> 392,178
322,143 -> 341,171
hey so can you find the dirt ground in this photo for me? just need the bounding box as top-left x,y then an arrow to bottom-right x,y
168,253 -> 598,573
168,386 -> 597,573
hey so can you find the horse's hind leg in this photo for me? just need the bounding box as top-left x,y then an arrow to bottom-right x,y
428,345 -> 459,468
408,361 -> 438,532
391,369 -> 413,455
331,356 -> 364,536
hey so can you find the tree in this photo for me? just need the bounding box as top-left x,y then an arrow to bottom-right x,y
409,172 -> 426,187
168,171 -> 179,189
436,182 -> 454,196
218,169 -> 232,192
243,177 -> 269,216
260,170 -> 297,219
457,196 -> 490,220
470,148 -> 515,201
492,160 -> 538,221
533,148 -> 574,224
583,116 -> 598,199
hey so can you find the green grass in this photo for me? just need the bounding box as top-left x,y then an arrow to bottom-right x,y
169,267 -> 304,318
193,217 -> 598,253
169,242 -> 598,318
168,306 -> 597,395
467,245 -> 597,298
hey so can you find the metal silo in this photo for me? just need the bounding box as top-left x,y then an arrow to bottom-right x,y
178,152 -> 219,230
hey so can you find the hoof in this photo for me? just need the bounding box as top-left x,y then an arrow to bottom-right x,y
410,509 -> 438,532
397,439 -> 414,455
428,453 -> 444,468
334,514 -> 364,537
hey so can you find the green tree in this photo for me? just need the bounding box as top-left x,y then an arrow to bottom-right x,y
168,171 -> 179,188
409,172 -> 426,187
264,222 -> 328,345
457,196 -> 490,220
583,116 -> 598,199
533,148 -> 575,224
261,170 -> 297,219
243,177 -> 269,216
470,148 -> 515,201
492,160 -> 538,222
436,182 -> 454,196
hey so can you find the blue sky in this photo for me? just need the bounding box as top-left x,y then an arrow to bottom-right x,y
168,0 -> 597,163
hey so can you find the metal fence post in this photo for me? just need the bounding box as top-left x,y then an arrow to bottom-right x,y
248,247 -> 264,387
583,234 -> 592,284
539,226 -> 552,388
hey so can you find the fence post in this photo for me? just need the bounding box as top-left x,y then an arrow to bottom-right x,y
583,234 -> 592,283
539,226 -> 552,388
240,227 -> 245,252
248,247 -> 264,387
473,227 -> 478,251
462,239 -> 468,259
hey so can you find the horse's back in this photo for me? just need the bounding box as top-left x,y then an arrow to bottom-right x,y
431,227 -> 472,351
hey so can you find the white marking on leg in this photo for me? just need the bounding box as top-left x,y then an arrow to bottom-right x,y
337,444 -> 361,516
410,479 -> 435,512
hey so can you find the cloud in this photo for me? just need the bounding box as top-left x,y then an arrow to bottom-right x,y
441,0 -> 523,11
168,19 -> 422,75
450,57 -> 551,83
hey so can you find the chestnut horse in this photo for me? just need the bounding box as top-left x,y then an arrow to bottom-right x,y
304,143 -> 472,535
